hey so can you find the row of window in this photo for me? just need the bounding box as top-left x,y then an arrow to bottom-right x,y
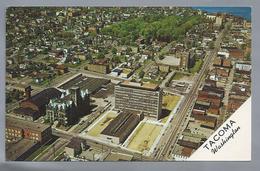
115,102 -> 159,110
5,132 -> 22,137
115,90 -> 161,97
31,136 -> 39,141
30,132 -> 39,137
6,128 -> 21,133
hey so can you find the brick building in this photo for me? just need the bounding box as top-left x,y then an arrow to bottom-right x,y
6,117 -> 52,143
85,58 -> 110,74
13,87 -> 62,121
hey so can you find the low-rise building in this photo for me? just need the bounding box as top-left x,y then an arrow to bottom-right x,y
120,68 -> 133,78
85,59 -> 110,74
235,63 -> 251,72
13,107 -> 40,121
58,74 -> 110,94
6,117 -> 52,143
19,87 -> 62,118
6,139 -> 39,161
65,137 -> 88,157
229,49 -> 244,60
217,49 -> 229,58
100,111 -> 143,144
192,114 -> 217,129
158,64 -> 170,73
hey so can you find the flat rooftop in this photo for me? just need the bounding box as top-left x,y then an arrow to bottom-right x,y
127,122 -> 162,152
6,139 -> 38,161
101,111 -> 141,139
58,74 -> 110,94
104,152 -> 133,161
6,117 -> 50,132
159,55 -> 181,66
120,80 -> 159,91
87,111 -> 118,137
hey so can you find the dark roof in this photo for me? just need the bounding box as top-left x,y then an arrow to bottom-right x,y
101,111 -> 141,140
13,107 -> 39,117
6,116 -> 50,132
58,74 -> 110,94
192,114 -> 217,123
204,79 -> 217,87
177,139 -> 200,149
6,139 -> 38,161
22,88 -> 62,107
202,85 -> 224,95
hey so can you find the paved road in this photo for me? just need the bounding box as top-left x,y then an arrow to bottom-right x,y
33,106 -> 110,161
218,62 -> 235,126
32,138 -> 69,161
45,23 -> 229,161
160,71 -> 175,89
69,67 -> 124,82
52,128 -> 151,161
153,22 -> 230,161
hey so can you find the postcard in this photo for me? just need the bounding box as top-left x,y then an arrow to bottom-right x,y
5,7 -> 251,161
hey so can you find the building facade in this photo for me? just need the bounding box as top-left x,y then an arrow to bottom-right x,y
6,117 -> 52,143
114,81 -> 162,119
86,63 -> 109,74
45,87 -> 90,126
100,111 -> 143,144
13,87 -> 62,121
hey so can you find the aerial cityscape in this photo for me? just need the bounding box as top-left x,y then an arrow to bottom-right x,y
5,7 -> 251,161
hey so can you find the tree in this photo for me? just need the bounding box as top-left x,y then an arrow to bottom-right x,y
159,55 -> 165,60
111,47 -> 117,54
126,47 -> 132,54
97,52 -> 105,59
139,70 -> 145,78
112,55 -> 121,63
209,41 -> 215,49
246,52 -> 251,61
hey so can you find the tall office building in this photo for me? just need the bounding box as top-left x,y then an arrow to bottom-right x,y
115,81 -> 162,120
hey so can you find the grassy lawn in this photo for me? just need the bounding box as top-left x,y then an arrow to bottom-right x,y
189,59 -> 203,74
172,72 -> 189,80
162,94 -> 181,111
141,78 -> 161,84
127,122 -> 162,152
43,57 -> 60,64
161,113 -> 170,124
30,79 -> 52,87
160,94 -> 181,123
135,60 -> 153,75
87,111 -> 118,137
65,62 -> 81,68
135,65 -> 145,75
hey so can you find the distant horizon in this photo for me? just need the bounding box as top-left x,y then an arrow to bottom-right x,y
193,7 -> 251,21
